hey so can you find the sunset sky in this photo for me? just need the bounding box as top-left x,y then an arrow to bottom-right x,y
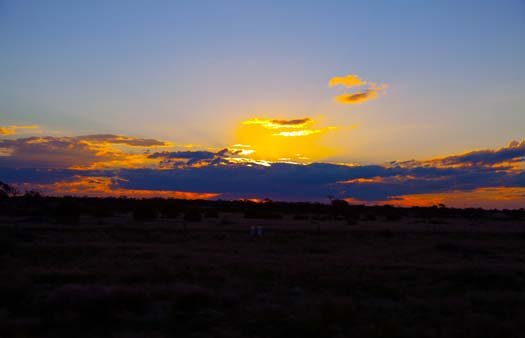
1,1 -> 524,208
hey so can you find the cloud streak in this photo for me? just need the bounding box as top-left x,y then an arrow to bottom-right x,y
0,125 -> 39,136
334,83 -> 387,104
242,118 -> 313,129
77,134 -> 170,147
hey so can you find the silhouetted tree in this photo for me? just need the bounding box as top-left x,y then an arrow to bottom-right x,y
0,181 -> 16,198
331,199 -> 349,217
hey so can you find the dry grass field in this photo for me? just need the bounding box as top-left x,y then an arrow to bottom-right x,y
2,209 -> 525,338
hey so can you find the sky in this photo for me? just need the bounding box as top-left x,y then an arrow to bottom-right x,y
1,0 -> 524,208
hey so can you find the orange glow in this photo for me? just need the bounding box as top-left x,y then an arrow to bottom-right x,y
67,136 -> 172,169
69,153 -> 162,170
18,176 -> 219,199
346,187 -> 525,209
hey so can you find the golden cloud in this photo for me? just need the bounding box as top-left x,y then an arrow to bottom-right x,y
329,73 -> 388,104
328,74 -> 365,88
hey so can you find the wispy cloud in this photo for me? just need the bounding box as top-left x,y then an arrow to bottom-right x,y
273,129 -> 323,137
242,118 -> 313,129
0,125 -> 39,136
334,83 -> 388,104
273,126 -> 337,137
77,134 -> 170,147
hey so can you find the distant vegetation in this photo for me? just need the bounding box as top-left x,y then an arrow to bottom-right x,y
0,181 -> 523,224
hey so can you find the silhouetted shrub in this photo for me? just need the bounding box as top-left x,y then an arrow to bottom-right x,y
0,227 -> 16,255
293,214 -> 310,220
363,213 -> 377,221
92,206 -> 114,218
331,199 -> 349,216
55,199 -> 81,224
160,203 -> 180,218
346,218 -> 359,226
44,284 -> 149,329
312,215 -> 333,221
175,286 -> 214,312
244,209 -> 283,219
379,229 -> 394,238
168,285 -> 217,334
203,208 -> 219,218
133,205 -> 158,220
219,217 -> 236,225
0,273 -> 31,311
381,206 -> 403,222
184,209 -> 202,222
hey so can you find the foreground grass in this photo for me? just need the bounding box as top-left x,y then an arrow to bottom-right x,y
2,214 -> 525,338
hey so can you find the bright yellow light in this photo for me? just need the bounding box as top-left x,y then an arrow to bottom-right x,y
235,117 -> 338,161
273,129 -> 323,137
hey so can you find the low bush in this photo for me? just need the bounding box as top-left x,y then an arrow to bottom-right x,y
55,199 -> 81,225
184,209 -> 202,222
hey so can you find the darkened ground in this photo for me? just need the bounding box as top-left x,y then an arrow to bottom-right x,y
1,197 -> 525,338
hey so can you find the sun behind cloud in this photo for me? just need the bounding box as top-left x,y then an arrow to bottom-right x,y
236,117 -> 338,161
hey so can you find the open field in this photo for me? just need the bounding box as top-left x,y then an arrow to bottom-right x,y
2,208 -> 525,338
